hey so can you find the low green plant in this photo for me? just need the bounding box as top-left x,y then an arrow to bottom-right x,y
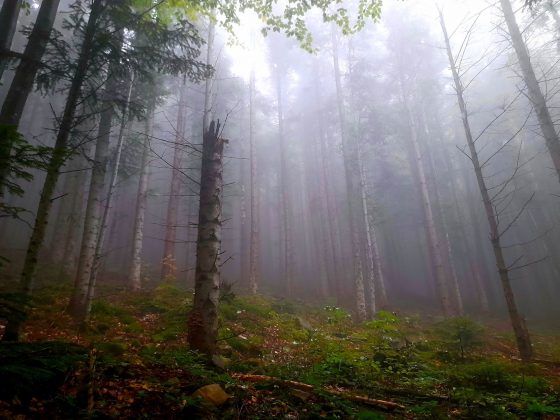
434,317 -> 484,360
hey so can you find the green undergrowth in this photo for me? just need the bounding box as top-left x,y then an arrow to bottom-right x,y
1,282 -> 559,418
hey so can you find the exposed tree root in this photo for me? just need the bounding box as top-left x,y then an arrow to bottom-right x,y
231,373 -> 406,411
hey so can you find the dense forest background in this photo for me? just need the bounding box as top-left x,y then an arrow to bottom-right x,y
1,0 -> 560,417
2,0 -> 560,321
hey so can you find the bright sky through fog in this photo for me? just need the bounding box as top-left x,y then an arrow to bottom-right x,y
225,0 -> 500,87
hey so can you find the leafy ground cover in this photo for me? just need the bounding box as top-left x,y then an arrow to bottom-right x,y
0,281 -> 559,418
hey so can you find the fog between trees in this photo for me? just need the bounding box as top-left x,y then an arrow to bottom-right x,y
1,0 -> 560,359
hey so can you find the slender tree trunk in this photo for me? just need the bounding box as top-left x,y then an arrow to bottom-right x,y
358,149 -> 389,312
187,120 -> 225,356
312,60 -> 341,301
500,0 -> 560,183
162,77 -> 187,281
331,26 -> 367,321
420,112 -> 463,315
248,67 -> 259,294
129,105 -> 154,291
440,10 -> 532,360
20,0 -> 103,296
275,69 -> 294,297
69,61 -> 122,317
398,77 -> 452,316
0,0 -> 60,192
82,78 -> 133,323
0,0 -> 22,82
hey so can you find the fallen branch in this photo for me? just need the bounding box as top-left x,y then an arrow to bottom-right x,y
231,373 -> 405,411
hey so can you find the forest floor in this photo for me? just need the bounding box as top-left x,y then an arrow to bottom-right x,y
0,280 -> 559,419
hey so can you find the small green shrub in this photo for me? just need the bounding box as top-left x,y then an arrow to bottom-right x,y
434,317 -> 484,360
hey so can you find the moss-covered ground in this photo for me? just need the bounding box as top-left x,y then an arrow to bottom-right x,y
1,281 -> 559,419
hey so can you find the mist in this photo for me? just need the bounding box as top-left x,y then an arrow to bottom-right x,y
0,0 -> 559,417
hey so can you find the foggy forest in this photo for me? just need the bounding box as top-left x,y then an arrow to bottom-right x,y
0,0 -> 559,417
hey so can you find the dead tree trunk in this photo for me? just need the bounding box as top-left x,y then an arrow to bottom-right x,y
162,77 -> 187,281
440,9 -> 533,360
500,0 -> 560,183
187,120 -> 225,356
331,26 -> 367,321
129,106 -> 153,291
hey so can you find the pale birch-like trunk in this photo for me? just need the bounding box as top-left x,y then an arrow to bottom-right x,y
161,77 -> 187,281
248,67 -> 259,294
500,0 -> 560,183
129,106 -> 154,291
82,78 -> 133,323
187,120 -> 225,356
69,59 -> 122,318
358,149 -> 389,313
440,10 -> 533,360
331,26 -> 367,321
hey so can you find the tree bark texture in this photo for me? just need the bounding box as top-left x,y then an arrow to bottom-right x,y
187,120 -> 225,356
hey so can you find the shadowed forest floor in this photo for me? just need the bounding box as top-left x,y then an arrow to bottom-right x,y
1,280 -> 559,419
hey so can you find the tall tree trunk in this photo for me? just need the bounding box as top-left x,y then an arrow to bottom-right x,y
275,69 -> 294,297
129,105 -> 154,291
440,9 -> 533,360
187,120 -> 225,356
0,0 -> 22,82
358,149 -> 388,311
0,0 -> 60,192
82,78 -> 133,323
248,67 -> 259,294
162,77 -> 187,281
500,0 -> 560,183
69,59 -> 122,318
331,26 -> 367,321
397,75 -> 453,316
312,61 -> 342,302
20,0 -> 103,296
420,112 -> 463,315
